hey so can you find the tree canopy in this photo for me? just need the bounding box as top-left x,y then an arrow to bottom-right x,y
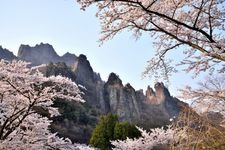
0,60 -> 93,149
89,113 -> 141,149
90,113 -> 118,149
77,0 -> 225,79
114,121 -> 141,140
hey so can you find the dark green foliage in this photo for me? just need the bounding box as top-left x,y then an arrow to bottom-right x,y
50,98 -> 100,143
52,98 -> 98,125
90,113 -> 141,150
90,113 -> 118,150
114,121 -> 141,140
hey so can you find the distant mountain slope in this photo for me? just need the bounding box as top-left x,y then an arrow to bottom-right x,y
0,46 -> 17,61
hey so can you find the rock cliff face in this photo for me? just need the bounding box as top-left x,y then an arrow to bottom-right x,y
17,43 -> 77,66
146,82 -> 170,105
61,52 -> 77,66
72,54 -> 105,110
103,74 -> 185,127
0,46 -> 17,61
103,73 -> 141,122
69,55 -> 185,127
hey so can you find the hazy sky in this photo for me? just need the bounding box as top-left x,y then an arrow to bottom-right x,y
0,0 -> 203,95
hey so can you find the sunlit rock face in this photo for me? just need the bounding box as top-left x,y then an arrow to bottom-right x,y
72,54 -> 105,110
146,86 -> 157,104
17,43 -> 77,66
103,73 -> 141,122
146,82 -> 171,105
0,46 -> 17,61
103,74 -> 186,127
141,82 -> 185,128
72,54 -> 96,87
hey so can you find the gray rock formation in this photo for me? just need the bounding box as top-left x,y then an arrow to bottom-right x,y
72,54 -> 105,110
103,73 -> 141,122
18,43 -> 60,66
61,52 -> 77,66
72,54 -> 96,87
70,55 -> 185,128
17,43 -> 77,66
146,82 -> 170,105
103,74 -> 186,127
0,46 -> 17,61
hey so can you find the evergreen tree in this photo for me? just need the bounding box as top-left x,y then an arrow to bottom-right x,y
90,113 -> 141,149
114,121 -> 141,140
89,113 -> 118,150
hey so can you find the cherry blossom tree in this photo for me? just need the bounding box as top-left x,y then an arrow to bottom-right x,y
179,75 -> 225,125
0,60 -> 94,150
76,1 -> 225,148
77,0 -> 225,79
180,75 -> 225,103
111,125 -> 185,150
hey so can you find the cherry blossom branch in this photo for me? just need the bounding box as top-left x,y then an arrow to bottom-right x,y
78,0 -> 225,79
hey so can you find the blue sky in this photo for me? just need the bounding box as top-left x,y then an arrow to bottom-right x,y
0,0 -> 202,96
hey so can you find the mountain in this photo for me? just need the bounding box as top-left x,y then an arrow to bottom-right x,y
0,43 -> 187,143
17,43 -> 77,66
72,54 -> 106,109
61,52 -> 77,66
68,54 -> 186,127
0,46 -> 17,61
103,73 -> 185,128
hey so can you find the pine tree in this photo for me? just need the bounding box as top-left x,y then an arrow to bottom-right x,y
90,113 -> 118,149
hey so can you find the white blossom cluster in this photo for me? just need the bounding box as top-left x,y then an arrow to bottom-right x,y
0,60 -> 94,150
111,126 -> 182,150
77,0 -> 225,79
179,75 -> 225,126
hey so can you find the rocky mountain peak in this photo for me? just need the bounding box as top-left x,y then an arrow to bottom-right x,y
145,86 -> 155,96
19,44 -> 31,49
147,86 -> 155,95
73,54 -> 93,73
17,43 -> 60,66
106,73 -> 123,86
154,82 -> 164,89
146,82 -> 170,105
78,54 -> 87,61
0,46 -> 17,61
19,43 -> 56,55
145,86 -> 156,104
125,83 -> 134,89
62,52 -> 76,57
155,82 -> 171,100
61,52 -> 77,66
124,83 -> 136,93
72,54 -> 96,88
37,42 -> 54,49
17,43 -> 77,67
